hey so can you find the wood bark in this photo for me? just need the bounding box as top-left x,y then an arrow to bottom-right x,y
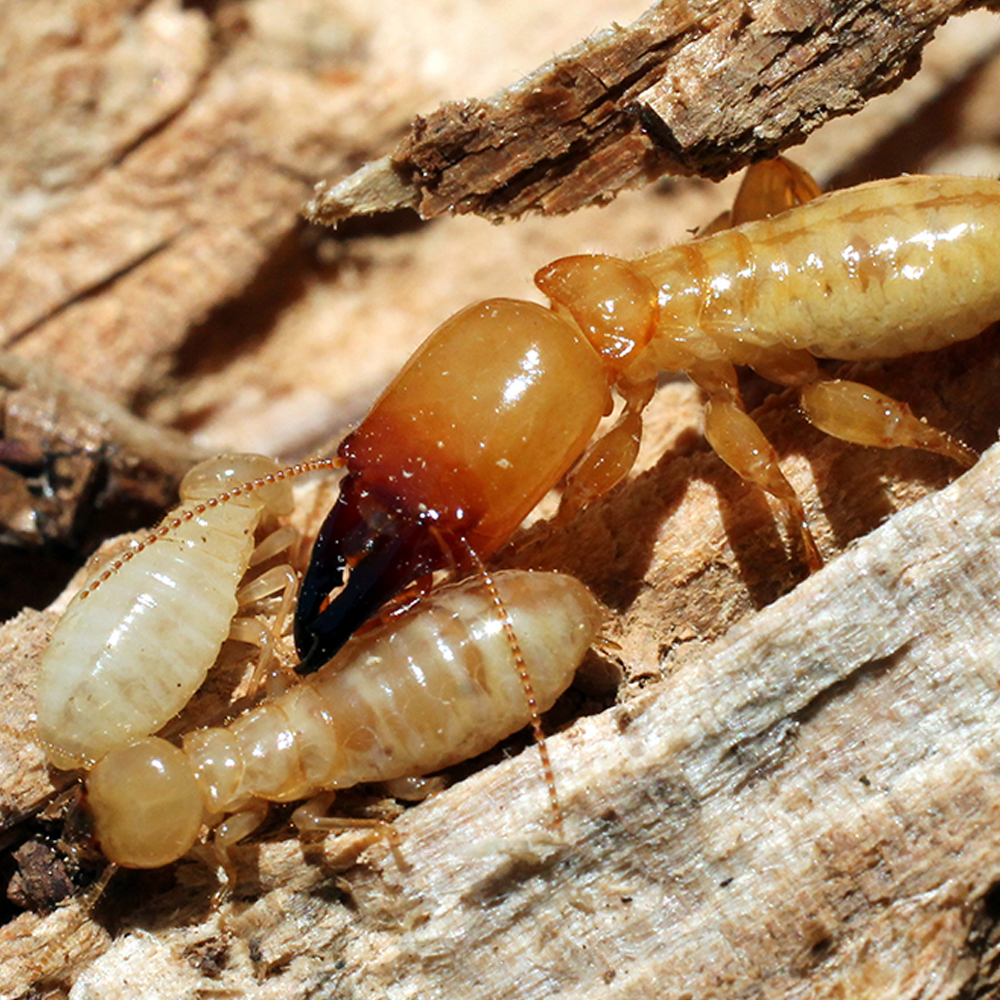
2,2 -> 1000,998
307,0 -> 1000,222
5,387 -> 1000,998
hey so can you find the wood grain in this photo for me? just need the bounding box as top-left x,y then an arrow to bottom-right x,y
307,0 -> 1000,222
3,2 -> 1000,997
4,420 -> 1000,999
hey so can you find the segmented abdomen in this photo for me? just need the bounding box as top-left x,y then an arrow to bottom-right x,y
639,175 -> 1000,364
36,502 -> 259,768
183,571 -> 604,811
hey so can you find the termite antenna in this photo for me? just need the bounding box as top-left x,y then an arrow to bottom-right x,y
76,457 -> 343,602
463,544 -> 564,832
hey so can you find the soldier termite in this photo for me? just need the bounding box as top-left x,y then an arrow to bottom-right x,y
294,158 -> 989,676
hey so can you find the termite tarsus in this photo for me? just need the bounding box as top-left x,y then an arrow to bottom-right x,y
83,570 -> 602,871
35,453 -> 313,770
294,158 -> 989,671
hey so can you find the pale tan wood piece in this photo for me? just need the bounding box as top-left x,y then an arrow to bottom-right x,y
0,2 -> 996,462
306,0 -> 1000,223
3,421 -> 999,1000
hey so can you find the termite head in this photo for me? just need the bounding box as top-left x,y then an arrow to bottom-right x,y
535,255 -> 659,373
180,453 -> 295,520
86,737 -> 203,869
294,298 -> 611,675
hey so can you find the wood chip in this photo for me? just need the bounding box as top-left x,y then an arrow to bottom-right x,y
307,0 -> 1000,223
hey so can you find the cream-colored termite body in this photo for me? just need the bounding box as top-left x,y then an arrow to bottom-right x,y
536,162 -> 995,565
36,454 -> 311,770
84,570 -> 603,870
627,173 -> 1000,365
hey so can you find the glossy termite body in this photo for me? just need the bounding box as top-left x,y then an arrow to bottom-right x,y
294,158 -> 993,670
35,158 -> 999,874
84,570 -> 602,870
36,453 -> 312,770
35,451 -> 597,871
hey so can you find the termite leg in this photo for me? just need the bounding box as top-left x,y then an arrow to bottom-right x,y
381,775 -> 448,801
233,561 -> 300,691
746,345 -> 977,467
799,380 -> 977,467
693,360 -> 823,572
249,524 -> 298,566
556,376 -> 656,524
729,155 -> 822,226
207,801 -> 270,900
291,793 -> 402,854
697,156 -> 822,236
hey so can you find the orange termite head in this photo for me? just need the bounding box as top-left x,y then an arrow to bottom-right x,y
534,254 -> 659,373
293,298 -> 613,674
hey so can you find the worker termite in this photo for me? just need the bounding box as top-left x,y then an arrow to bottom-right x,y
33,446 -> 592,874
35,452 -> 336,770
81,570 -> 603,871
294,158 -> 992,670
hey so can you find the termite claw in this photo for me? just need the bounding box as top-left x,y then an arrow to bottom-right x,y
294,488 -> 441,673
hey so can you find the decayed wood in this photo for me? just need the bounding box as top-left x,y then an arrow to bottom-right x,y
4,2 -> 1000,998
318,444 -> 1000,1000
0,350 -> 207,617
306,0 -> 1000,223
3,411 -> 1000,999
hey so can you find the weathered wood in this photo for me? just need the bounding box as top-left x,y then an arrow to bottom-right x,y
322,443 -> 1000,999
0,350 -> 207,617
306,0 -> 1000,223
4,417 -> 1000,999
5,2 -> 1000,998
2,2 -> 998,460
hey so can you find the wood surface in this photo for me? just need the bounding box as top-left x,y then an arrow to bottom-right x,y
2,1 -> 1000,998
307,0 -> 1000,221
